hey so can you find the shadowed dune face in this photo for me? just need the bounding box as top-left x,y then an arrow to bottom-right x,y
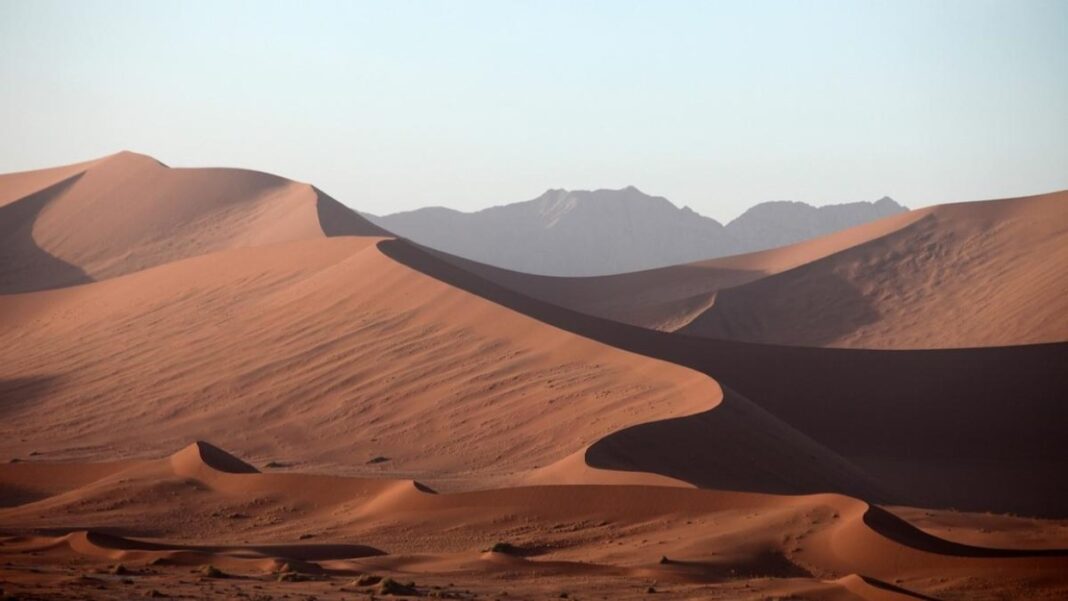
1,442 -> 1065,601
0,174 -> 92,292
0,156 -> 102,208
584,387 -> 888,500
314,186 -> 391,237
0,235 -> 722,489
0,152 -> 385,292
377,238 -> 1068,516
2,154 -> 1067,599
437,207 -> 929,331
172,441 -> 260,475
422,248 -> 767,330
682,192 -> 1068,348
452,193 -> 1068,349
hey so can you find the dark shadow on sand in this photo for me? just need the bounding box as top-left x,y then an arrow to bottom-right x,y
377,238 -> 1068,517
0,174 -> 92,293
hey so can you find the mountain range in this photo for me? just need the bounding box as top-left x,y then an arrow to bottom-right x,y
367,187 -> 906,276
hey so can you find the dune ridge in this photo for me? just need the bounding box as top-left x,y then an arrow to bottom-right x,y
2,442 -> 1065,600
682,191 -> 1068,348
439,191 -> 1068,349
4,154 -> 1066,515
3,153 -> 1066,599
378,237 -> 1068,516
0,151 -> 386,293
0,235 -> 729,491
432,207 -> 928,330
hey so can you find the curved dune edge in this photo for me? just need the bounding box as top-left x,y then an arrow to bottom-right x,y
376,237 -> 1068,516
0,152 -> 387,293
2,155 -> 1066,598
6,230 -> 1064,513
170,441 -> 260,476
681,191 -> 1068,348
829,574 -> 940,601
0,155 -> 104,208
520,375 -> 728,489
520,446 -> 694,488
0,234 -> 732,494
4,155 -> 1064,512
1,442 -> 1066,599
370,238 -> 891,499
432,190 -> 1068,350
426,206 -> 930,332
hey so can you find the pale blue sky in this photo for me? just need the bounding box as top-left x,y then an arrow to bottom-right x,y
2,0 -> 1065,220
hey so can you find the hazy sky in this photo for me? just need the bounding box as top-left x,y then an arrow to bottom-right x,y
2,0 -> 1065,221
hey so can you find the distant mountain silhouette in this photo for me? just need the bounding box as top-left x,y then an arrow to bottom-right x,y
367,187 -> 906,276
726,196 -> 906,255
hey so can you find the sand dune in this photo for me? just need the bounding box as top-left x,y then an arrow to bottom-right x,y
380,238 -> 1068,516
1,443 -> 1065,600
2,153 -> 1066,599
445,192 -> 1068,350
681,191 -> 1068,348
1,231 -> 901,502
432,208 -> 928,330
0,234 -> 729,491
0,151 -> 385,292
0,156 -> 104,208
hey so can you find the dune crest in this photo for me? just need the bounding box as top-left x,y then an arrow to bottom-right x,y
0,151 -> 386,292
2,445 -> 1065,599
447,191 -> 1068,349
3,154 -> 1066,599
682,191 -> 1068,348
169,441 -> 260,477
0,234 -> 724,491
430,207 -> 928,331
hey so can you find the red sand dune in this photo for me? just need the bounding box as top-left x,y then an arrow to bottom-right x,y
0,234 -> 723,489
443,192 -> 1068,349
2,442 -> 1066,600
2,154 -> 1066,599
682,191 -> 1068,348
0,151 -> 385,293
379,238 -> 1068,516
435,208 -> 927,331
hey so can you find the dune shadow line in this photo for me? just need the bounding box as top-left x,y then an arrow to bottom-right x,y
0,173 -> 92,293
376,238 -> 1068,517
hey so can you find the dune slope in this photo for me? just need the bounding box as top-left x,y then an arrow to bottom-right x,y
0,151 -> 386,293
433,208 -> 927,330
1,443 -> 1065,601
379,238 -> 1068,516
3,154 -> 1066,599
0,234 -> 729,490
444,191 -> 1068,350
682,191 -> 1068,348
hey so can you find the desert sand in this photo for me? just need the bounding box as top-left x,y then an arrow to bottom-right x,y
2,153 -> 1066,600
451,192 -> 1068,349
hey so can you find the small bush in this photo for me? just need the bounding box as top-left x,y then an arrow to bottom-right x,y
198,565 -> 226,578
277,572 -> 311,582
354,574 -> 381,586
489,542 -> 522,555
377,577 -> 416,596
